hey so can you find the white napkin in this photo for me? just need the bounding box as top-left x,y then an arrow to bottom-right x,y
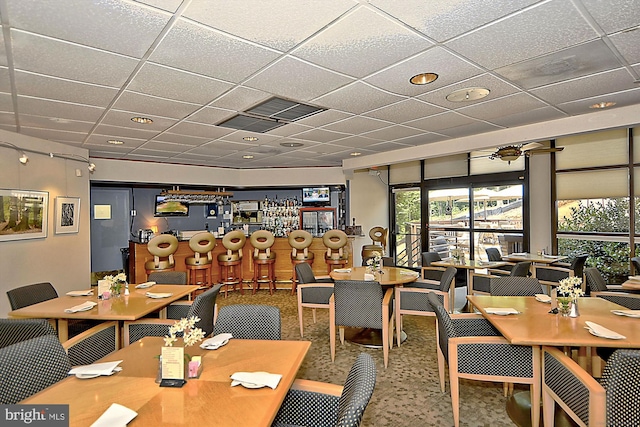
64,301 -> 97,313
543,254 -> 559,259
200,333 -> 233,350
510,252 -> 526,256
535,294 -> 551,303
69,361 -> 123,376
611,309 -> 640,318
364,273 -> 375,281
145,291 -> 173,299
230,371 -> 282,389
628,275 -> 640,282
66,290 -> 94,296
90,403 -> 137,427
400,270 -> 419,276
585,321 -> 626,339
135,281 -> 156,289
485,307 -> 519,315
333,268 -> 351,273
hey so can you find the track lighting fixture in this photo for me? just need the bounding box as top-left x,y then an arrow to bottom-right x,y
0,141 -> 96,172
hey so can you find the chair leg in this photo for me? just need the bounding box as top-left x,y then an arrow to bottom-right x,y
395,288 -> 402,348
329,304 -> 336,363
530,381 -> 540,427
450,371 -> 460,427
542,387 -> 555,427
311,308 -> 317,324
297,300 -> 304,338
339,326 -> 345,345
382,319 -> 389,369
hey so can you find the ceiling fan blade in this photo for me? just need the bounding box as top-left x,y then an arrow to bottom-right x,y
526,147 -> 565,155
521,142 -> 544,151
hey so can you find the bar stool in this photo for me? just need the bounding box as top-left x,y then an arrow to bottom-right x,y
289,230 -> 315,295
322,229 -> 349,274
144,234 -> 179,279
251,230 -> 277,295
361,226 -> 387,261
185,232 -> 216,292
217,230 -> 246,298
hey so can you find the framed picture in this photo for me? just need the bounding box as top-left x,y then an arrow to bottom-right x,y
0,189 -> 48,242
55,196 -> 80,234
205,203 -> 218,219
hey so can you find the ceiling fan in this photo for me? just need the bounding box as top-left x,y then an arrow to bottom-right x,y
488,142 -> 564,163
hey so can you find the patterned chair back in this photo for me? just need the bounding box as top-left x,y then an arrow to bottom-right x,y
601,349 -> 640,425
485,248 -> 502,262
510,262 -> 531,277
187,284 -> 222,337
570,254 -> 589,278
0,318 -> 57,349
422,251 -> 442,266
65,322 -> 119,366
148,271 -> 187,284
439,266 -> 457,292
213,304 -> 281,340
632,257 -> 640,275
584,268 -> 608,293
333,280 -> 383,329
6,282 -> 58,310
336,353 -> 377,427
427,292 -> 456,364
295,263 -> 317,284
490,277 -> 543,296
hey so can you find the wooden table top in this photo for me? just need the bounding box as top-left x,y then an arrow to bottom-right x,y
501,253 -> 568,264
329,266 -> 419,286
8,284 -> 199,321
621,279 -> 640,290
431,259 -> 509,270
467,295 -> 640,348
23,337 -> 311,427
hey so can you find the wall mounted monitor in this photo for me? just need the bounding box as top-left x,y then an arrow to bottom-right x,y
302,187 -> 330,205
154,194 -> 189,217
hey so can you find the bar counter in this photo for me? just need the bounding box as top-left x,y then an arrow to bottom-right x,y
129,235 -> 353,287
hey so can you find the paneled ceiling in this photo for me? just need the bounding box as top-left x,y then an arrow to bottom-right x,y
0,0 -> 639,169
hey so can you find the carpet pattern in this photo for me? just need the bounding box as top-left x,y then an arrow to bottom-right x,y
217,288 -> 518,426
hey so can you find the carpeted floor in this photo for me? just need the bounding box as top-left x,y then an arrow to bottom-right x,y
217,287 -> 518,427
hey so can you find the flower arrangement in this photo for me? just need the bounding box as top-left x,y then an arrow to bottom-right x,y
103,272 -> 127,296
366,252 -> 382,271
163,316 -> 206,348
556,276 -> 584,299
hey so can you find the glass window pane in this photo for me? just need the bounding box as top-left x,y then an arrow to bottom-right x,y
558,197 -> 630,233
556,128 -> 628,169
558,237 -> 630,284
472,185 -> 523,229
393,188 -> 421,267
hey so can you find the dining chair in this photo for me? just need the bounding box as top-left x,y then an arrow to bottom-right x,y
394,266 -> 456,347
583,267 -> 627,295
485,247 -> 513,273
124,285 -> 222,345
470,261 -> 532,296
421,251 -> 445,281
147,271 -> 188,284
212,304 -> 281,340
330,280 -> 394,368
6,282 -> 58,310
489,276 -> 543,296
0,318 -> 57,349
427,292 -> 540,427
272,352 -> 376,427
631,257 -> 640,275
63,321 -> 119,366
534,254 -> 588,292
295,263 -> 334,337
0,334 -> 71,404
542,346 -> 640,427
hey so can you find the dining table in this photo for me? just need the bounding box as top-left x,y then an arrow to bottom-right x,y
8,284 -> 199,342
22,337 -> 311,427
467,294 -> 640,426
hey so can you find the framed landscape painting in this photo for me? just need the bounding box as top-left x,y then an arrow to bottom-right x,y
55,196 -> 80,234
0,189 -> 48,242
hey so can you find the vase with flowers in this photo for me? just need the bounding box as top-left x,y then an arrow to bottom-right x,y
556,276 -> 584,317
366,252 -> 382,273
159,316 -> 206,381
103,272 -> 128,297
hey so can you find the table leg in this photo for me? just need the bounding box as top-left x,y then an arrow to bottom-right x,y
506,391 -> 577,427
57,319 -> 69,342
343,327 -> 407,348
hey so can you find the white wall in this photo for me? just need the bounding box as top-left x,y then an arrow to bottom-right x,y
529,155 -> 553,254
0,130 -> 91,317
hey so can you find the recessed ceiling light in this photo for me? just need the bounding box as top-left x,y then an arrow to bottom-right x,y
280,142 -> 304,148
243,136 -> 259,141
107,139 -> 124,145
242,155 -> 254,159
446,87 -> 490,102
409,73 -> 438,85
131,116 -> 153,124
350,152 -> 361,156
590,101 -> 616,109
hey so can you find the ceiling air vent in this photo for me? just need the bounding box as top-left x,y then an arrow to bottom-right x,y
218,97 -> 325,133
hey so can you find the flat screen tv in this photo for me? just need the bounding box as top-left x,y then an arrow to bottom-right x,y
302,187 -> 330,205
154,195 -> 189,217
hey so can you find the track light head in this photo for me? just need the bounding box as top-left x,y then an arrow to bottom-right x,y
19,153 -> 29,164
88,163 -> 96,173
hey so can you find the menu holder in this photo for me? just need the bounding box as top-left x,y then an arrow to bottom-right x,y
161,346 -> 185,380
97,280 -> 110,298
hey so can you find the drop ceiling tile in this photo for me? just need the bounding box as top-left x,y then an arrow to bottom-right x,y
112,91 -> 200,120
361,125 -> 425,141
331,135 -> 381,149
0,30 -> 6,67
531,68 -> 637,105
18,114 -> 94,133
417,74 -> 520,108
404,111 -> 479,132
556,87 -> 640,114
0,124 -> 17,132
15,71 -> 118,107
0,111 -> 16,126
17,96 -> 105,122
495,40 -> 621,89
179,143 -> 239,157
217,130 -> 281,144
0,67 -> 12,92
85,134 -> 147,149
7,0 -> 171,58
210,86 -> 271,112
11,30 -> 138,87
150,132 -> 211,146
437,121 -> 504,139
265,123 -> 312,137
364,99 -> 446,123
446,1 -> 598,70
609,29 -> 640,65
188,107 -> 236,126
457,93 -> 548,121
290,128 -> 350,143
129,63 -> 235,104
136,1 -> 183,13
322,116 -> 390,134
183,0 -> 357,51
101,109 -> 178,132
314,82 -> 405,115
245,56 -> 354,102
366,47 -> 484,96
82,148 -> 127,158
369,0 -> 539,42
150,18 -> 281,83
121,152 -> 170,162
20,127 -> 87,143
391,132 -> 447,146
489,106 -> 567,128
296,109 -> 353,128
582,0 -> 640,33
293,7 -> 430,78
302,143 -> 351,155
169,121 -> 234,139
93,123 -> 159,140
0,92 -> 15,112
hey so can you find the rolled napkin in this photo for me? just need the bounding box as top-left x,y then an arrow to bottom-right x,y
485,307 -> 519,315
135,281 -> 156,289
585,321 -> 626,340
66,289 -> 94,296
90,403 -> 137,427
611,309 -> 640,318
333,268 -> 351,273
145,291 -> 173,299
543,254 -> 560,259
64,301 -> 97,313
69,360 -> 123,377
535,294 -> 551,303
364,273 -> 375,281
200,333 -> 233,350
230,371 -> 282,389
